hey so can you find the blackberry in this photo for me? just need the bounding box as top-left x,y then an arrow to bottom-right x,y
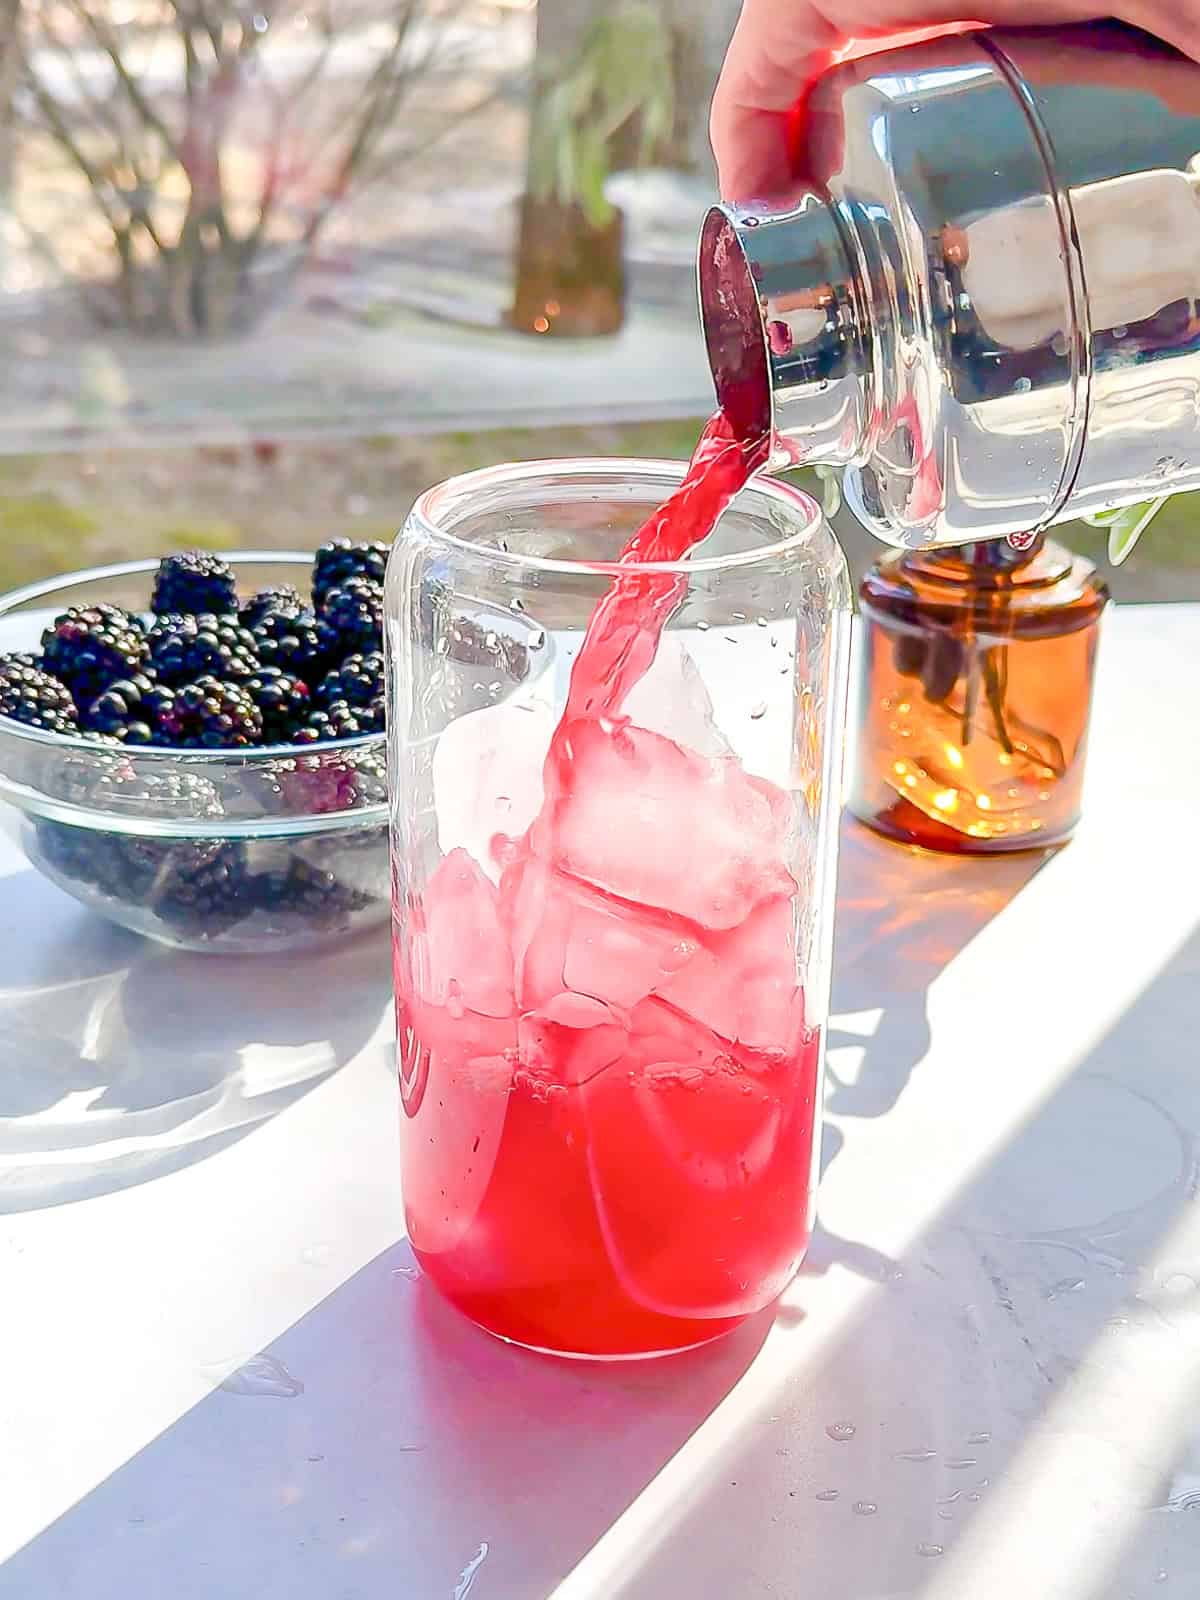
46,745 -> 129,811
151,551 -> 238,616
147,614 -> 261,686
37,800 -> 249,938
41,608 -> 150,705
317,577 -> 382,656
314,650 -> 384,711
35,818 -> 119,894
79,673 -> 170,744
253,857 -> 371,930
250,607 -> 331,681
151,676 -> 263,748
0,658 -> 79,733
446,615 -> 530,682
312,540 -> 390,605
240,585 -> 303,629
98,767 -> 224,819
256,748 -> 386,815
244,667 -> 311,743
293,701 -> 380,743
150,843 -> 251,937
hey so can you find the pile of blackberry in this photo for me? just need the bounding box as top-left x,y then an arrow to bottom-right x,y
0,544 -> 389,750
0,547 -> 395,944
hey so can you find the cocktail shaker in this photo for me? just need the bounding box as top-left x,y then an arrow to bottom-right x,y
699,22 -> 1200,548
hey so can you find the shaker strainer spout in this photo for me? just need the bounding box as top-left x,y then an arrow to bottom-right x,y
697,20 -> 1200,551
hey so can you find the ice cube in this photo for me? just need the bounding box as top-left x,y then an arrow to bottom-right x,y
411,847 -> 514,1019
517,993 -> 629,1087
622,633 -> 732,758
500,852 -> 565,1009
535,719 -> 797,930
658,894 -> 804,1053
432,696 -> 554,881
502,852 -> 699,1012
581,997 -> 822,1318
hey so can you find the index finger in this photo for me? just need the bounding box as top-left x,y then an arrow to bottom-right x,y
709,0 -> 841,201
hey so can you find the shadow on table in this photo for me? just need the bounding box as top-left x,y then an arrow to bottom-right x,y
0,1238 -> 776,1600
0,868 -> 392,1213
827,819 -> 1049,1121
565,923 -> 1200,1597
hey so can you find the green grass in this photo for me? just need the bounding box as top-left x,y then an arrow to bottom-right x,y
0,495 -> 100,591
155,520 -> 243,552
0,418 -> 1196,602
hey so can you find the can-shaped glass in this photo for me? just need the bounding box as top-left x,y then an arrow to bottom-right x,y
386,459 -> 851,1359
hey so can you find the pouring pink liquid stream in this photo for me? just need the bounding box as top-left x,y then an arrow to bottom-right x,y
396,414 -> 823,1356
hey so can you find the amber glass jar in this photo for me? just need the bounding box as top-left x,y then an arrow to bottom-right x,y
849,537 -> 1109,853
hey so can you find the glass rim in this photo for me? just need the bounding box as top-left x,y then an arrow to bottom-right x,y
407,456 -> 827,577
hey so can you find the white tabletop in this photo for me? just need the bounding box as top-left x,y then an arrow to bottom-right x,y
1,602 -> 1198,1600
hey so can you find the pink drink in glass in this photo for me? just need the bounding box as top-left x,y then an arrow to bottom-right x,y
392,416 -> 842,1357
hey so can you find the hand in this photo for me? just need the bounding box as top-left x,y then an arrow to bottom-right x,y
711,2 -> 1200,201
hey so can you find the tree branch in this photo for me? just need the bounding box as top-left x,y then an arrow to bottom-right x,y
19,72 -> 124,233
65,0 -> 185,166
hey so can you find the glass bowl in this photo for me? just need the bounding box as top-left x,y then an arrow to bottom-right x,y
0,553 -> 552,954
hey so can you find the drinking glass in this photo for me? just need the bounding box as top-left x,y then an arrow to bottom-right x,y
386,459 -> 851,1359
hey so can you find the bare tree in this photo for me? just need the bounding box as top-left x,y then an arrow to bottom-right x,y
17,0 -> 504,337
0,0 -> 19,199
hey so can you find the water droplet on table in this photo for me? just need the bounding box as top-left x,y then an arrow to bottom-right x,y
966,1431 -> 992,1446
454,1541 -> 490,1598
937,1491 -> 962,1506
826,1421 -> 856,1441
750,701 -> 767,720
945,1458 -> 977,1470
1045,1277 -> 1085,1300
220,1353 -> 304,1398
917,1542 -> 944,1558
895,1449 -> 937,1462
393,1263 -> 422,1282
1161,1271 -> 1197,1296
815,1488 -> 840,1502
853,1500 -> 878,1516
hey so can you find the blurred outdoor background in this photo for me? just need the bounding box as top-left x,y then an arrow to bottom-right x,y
0,0 -> 1195,594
